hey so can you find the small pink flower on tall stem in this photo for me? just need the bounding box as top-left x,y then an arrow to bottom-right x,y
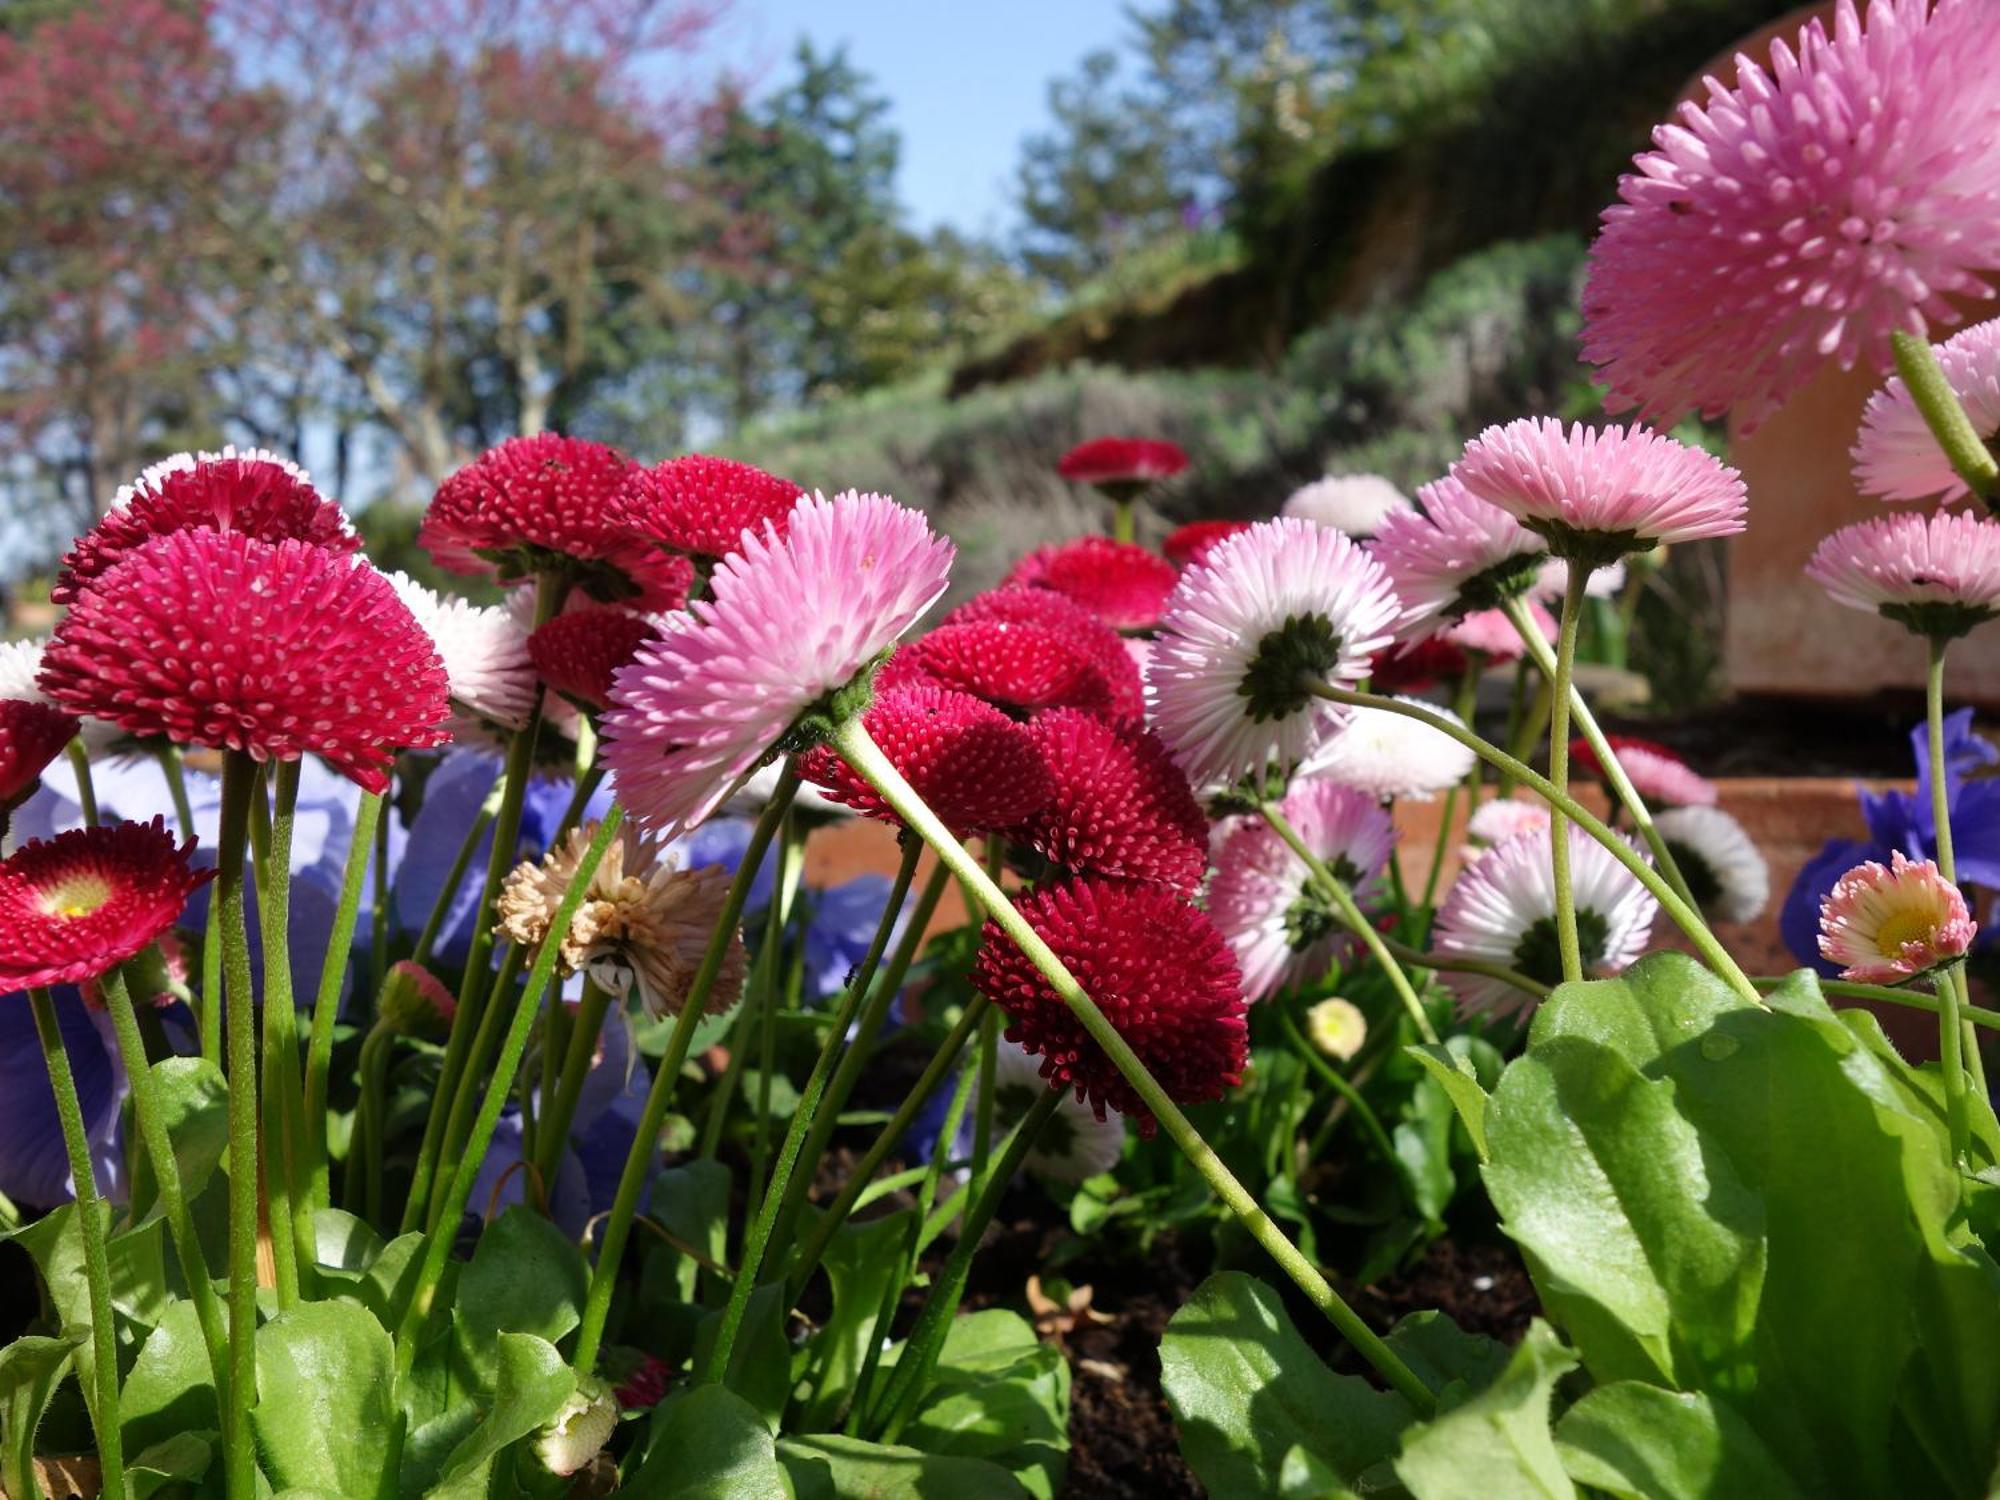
1369,477 -> 1546,632
1581,0 -> 2000,430
1854,319 -> 2000,504
0,818 -> 210,990
1819,851 -> 1974,984
1569,735 -> 1718,809
1056,437 -> 1188,500
1805,509 -> 2000,639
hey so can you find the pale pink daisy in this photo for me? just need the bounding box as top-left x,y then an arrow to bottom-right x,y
1301,697 -> 1475,802
1281,474 -> 1415,537
1441,601 -> 1551,661
1853,318 -> 2000,503
1434,825 -> 1658,1015
1656,805 -> 1768,924
1571,735 -> 1718,809
1581,0 -> 2000,431
1534,559 -> 1628,602
1147,518 -> 1397,787
1805,509 -> 2000,639
1464,797 -> 1551,849
1819,850 -> 1974,984
386,571 -> 538,737
1207,781 -> 1395,1001
1453,419 -> 1747,564
602,491 -> 954,839
1369,477 -> 1546,634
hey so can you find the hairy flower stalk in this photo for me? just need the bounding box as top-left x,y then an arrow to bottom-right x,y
303,789 -> 383,1219
1927,637 -> 1977,1161
1892,330 -> 2000,505
1545,566 -> 1588,981
829,714 -> 1437,1413
215,752 -> 260,1500
258,759 -> 305,1304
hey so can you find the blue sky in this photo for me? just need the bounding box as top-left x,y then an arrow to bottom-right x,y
721,0 -> 1133,236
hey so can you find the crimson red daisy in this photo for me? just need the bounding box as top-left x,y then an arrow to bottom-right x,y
1011,710 -> 1208,892
1,700 -> 79,809
1004,537 -> 1178,632
1057,437 -> 1189,497
971,878 -> 1247,1135
880,621 -> 1116,720
944,587 -> 1143,720
420,434 -> 691,609
0,817 -> 211,990
528,609 -> 661,712
637,454 -> 805,563
38,530 -> 451,793
799,685 -> 1052,838
1162,519 -> 1250,569
57,452 -> 358,607
1369,635 -> 1472,694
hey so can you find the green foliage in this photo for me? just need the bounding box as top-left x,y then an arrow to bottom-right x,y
250,1301 -> 402,1499
630,1386 -> 792,1499
1390,1322 -> 1576,1498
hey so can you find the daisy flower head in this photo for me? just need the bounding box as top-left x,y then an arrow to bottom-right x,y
1656,804 -> 1769,924
1534,559 -> 1628,603
1453,419 -> 1747,566
797,685 -> 1052,839
1147,518 -> 1398,788
420,433 -> 690,609
1433,824 -> 1658,1015
880,619 -> 1117,721
1163,519 -> 1252,569
1581,0 -> 2000,431
1819,850 -> 1974,984
1444,601 -> 1551,662
1004,536 -> 1179,632
1805,509 -> 2000,640
1057,437 -> 1189,500
1369,635 -> 1471,694
1855,319 -> 2000,504
602,490 -> 953,840
942,587 -> 1144,719
1282,474 -> 1414,538
527,608 -> 661,714
1207,781 -> 1395,1001
39,531 -> 451,793
1464,796 -> 1551,852
0,818 -> 210,990
971,878 -> 1247,1135
1305,997 -> 1366,1062
386,571 -> 538,736
1570,735 -> 1718,809
1301,697 -> 1477,803
1370,477 -> 1547,632
376,960 -> 457,1040
58,448 -> 357,606
638,454 -> 805,564
1010,709 -> 1209,893
497,821 -> 748,1016
984,1040 -> 1127,1182
1,700 -> 79,811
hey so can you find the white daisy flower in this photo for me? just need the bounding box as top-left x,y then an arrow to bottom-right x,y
388,570 -> 539,738
1300,696 -> 1476,802
1282,474 -> 1415,538
986,1040 -> 1126,1183
1655,804 -> 1768,924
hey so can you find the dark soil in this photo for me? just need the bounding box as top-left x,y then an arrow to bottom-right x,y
1601,692 -> 1938,779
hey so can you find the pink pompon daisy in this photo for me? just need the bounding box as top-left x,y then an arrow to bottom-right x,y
1281,474 -> 1415,538
527,608 -> 661,714
944,588 -> 1145,719
638,454 -> 805,563
1442,601 -> 1551,661
1434,824 -> 1658,1015
1207,781 -> 1395,1002
1805,509 -> 2000,639
1,699 -> 78,810
0,818 -> 211,990
1581,0 -> 2000,431
971,877 -> 1247,1135
1453,419 -> 1747,565
1163,519 -> 1252,569
879,620 -> 1117,721
1370,476 -> 1547,632
1569,735 -> 1718,809
1149,518 -> 1397,787
1057,437 -> 1189,498
39,531 -> 451,793
420,434 -> 691,609
1854,318 -> 2000,503
1819,850 -> 1974,984
57,449 -> 357,606
602,491 -> 953,840
1004,537 -> 1179,632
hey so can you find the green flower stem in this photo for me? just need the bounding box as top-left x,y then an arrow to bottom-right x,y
64,738 -> 98,826
831,716 -> 1437,1413
200,904 -> 224,1068
1376,933 -> 1550,1003
1276,1003 -> 1396,1165
551,762 -> 605,845
426,945 -> 526,1233
1764,973 -> 2000,1029
1927,637 -> 1973,1163
572,767 -> 801,1376
155,740 -> 196,840
347,1025 -> 394,1222
411,789 -> 497,970
874,1088 -> 1064,1443
1892,330 -> 2000,504
748,814 -> 805,1212
1500,594 -> 1698,910
531,978 -> 614,1200
216,750 -> 262,1500
367,784 -> 391,999
258,759 -> 303,1305
391,810 -> 626,1376
99,968 -> 230,1397
1419,667 -> 1481,913
787,993 -> 991,1295
1111,497 -> 1136,545
1259,803 -> 1440,1046
1546,566 -> 1589,982
302,788 -> 382,1222
770,848 -> 946,1263
1307,680 -> 1762,1008
28,986 -> 124,1497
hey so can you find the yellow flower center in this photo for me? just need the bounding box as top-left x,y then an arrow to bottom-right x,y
40,872 -> 113,919
1875,907 -> 1939,957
